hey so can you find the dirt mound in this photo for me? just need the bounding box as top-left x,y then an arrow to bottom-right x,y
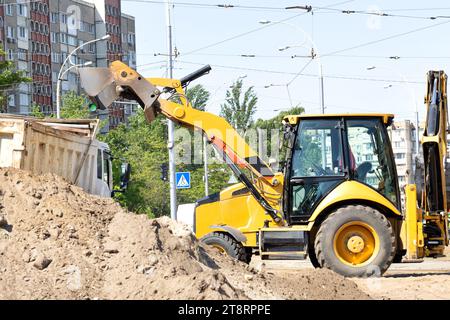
0,168 -> 369,300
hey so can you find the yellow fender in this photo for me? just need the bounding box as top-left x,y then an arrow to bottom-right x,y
309,180 -> 402,227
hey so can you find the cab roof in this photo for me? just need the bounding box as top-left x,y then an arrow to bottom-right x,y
283,113 -> 394,125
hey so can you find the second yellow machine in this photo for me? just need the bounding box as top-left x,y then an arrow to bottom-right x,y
80,62 -> 448,277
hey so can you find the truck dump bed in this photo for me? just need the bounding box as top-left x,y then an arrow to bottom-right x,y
0,114 -> 111,197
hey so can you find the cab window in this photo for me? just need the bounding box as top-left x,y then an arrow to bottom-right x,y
346,119 -> 398,205
289,119 -> 344,220
291,119 -> 344,177
103,151 -> 111,186
97,149 -> 102,179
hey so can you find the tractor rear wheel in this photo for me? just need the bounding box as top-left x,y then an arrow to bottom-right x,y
201,232 -> 251,263
314,205 -> 395,277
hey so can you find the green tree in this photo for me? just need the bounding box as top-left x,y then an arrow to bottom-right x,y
60,91 -> 90,119
252,105 -> 305,163
177,84 -> 229,203
0,46 -> 31,112
186,84 -> 210,111
103,110 -> 169,217
253,106 -> 304,132
102,84 -> 232,217
30,103 -> 45,119
220,79 -> 257,132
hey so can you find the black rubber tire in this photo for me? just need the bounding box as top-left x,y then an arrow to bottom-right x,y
314,205 -> 396,277
308,243 -> 321,268
307,229 -> 321,268
201,232 -> 250,263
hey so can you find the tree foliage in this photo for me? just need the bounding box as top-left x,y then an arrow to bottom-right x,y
30,103 -> 45,118
186,84 -> 210,111
102,111 -> 169,217
252,105 -> 305,164
0,46 -> 31,112
60,91 -> 91,119
102,85 -> 231,217
220,79 -> 257,132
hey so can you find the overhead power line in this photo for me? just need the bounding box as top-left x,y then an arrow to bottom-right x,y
137,0 -> 356,67
315,6 -> 450,20
175,60 -> 424,84
322,19 -> 450,57
122,0 -> 450,20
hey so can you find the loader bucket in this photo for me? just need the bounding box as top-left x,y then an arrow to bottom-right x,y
79,67 -> 117,110
79,61 -> 161,122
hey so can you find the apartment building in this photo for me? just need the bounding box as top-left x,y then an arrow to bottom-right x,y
1,0 -> 136,130
388,120 -> 417,188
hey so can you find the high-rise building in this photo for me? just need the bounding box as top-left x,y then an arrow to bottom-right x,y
1,0 -> 136,130
388,120 -> 417,187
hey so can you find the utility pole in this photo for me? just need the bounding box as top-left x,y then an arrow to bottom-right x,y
166,0 -> 177,220
319,64 -> 325,114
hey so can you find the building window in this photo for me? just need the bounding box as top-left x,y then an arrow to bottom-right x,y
8,95 -> 15,107
18,49 -> 27,61
60,33 -> 67,44
6,4 -> 13,16
7,49 -> 14,61
68,35 -> 77,46
19,93 -> 29,106
18,26 -> 27,39
50,12 -> 58,23
50,32 -> 58,43
17,4 -> 27,17
6,26 -> 14,39
51,52 -> 59,63
60,13 -> 67,24
128,33 -> 135,45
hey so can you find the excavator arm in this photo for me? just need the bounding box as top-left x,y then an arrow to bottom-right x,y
421,71 -> 449,254
404,71 -> 449,259
79,61 -> 283,223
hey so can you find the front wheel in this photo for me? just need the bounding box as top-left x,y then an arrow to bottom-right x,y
314,205 -> 395,277
201,232 -> 251,263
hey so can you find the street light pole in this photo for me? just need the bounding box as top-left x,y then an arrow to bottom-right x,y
259,20 -> 325,114
319,64 -> 325,114
166,0 -> 177,220
56,34 -> 110,119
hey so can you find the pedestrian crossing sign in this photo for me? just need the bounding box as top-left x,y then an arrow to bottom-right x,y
175,172 -> 191,189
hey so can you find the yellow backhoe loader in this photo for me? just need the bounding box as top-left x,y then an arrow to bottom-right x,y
79,62 -> 448,277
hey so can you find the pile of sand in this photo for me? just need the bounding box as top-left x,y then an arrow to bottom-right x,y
0,168 -> 370,300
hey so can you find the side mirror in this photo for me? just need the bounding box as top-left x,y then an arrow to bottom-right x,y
111,162 -> 132,197
120,162 -> 131,189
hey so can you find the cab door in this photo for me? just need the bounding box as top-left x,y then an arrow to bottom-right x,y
286,118 -> 347,224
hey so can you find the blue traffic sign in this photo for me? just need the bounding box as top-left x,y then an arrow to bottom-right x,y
175,172 -> 191,189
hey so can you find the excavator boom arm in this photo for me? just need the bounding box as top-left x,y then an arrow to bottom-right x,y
79,61 -> 282,222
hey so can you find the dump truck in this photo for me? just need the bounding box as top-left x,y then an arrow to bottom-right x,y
0,114 -> 113,197
79,61 -> 448,277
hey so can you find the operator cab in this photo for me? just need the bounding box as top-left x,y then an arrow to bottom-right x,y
283,114 -> 400,224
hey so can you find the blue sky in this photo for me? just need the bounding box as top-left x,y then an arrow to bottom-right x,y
121,0 -> 450,123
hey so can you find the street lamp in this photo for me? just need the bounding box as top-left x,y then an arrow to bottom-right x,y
56,34 -> 110,119
258,20 -> 325,114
